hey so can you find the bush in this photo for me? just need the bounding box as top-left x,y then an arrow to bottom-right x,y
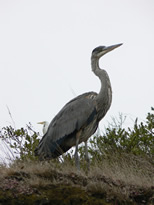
0,123 -> 40,161
0,108 -> 153,163
79,107 -> 154,162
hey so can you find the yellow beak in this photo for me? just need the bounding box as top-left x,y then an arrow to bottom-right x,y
37,121 -> 45,125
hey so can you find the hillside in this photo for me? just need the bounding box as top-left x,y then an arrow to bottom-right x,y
0,108 -> 153,204
0,153 -> 153,205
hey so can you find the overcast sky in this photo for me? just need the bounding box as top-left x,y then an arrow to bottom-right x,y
0,0 -> 154,137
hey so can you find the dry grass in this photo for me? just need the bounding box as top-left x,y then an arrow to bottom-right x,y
0,153 -> 153,204
89,153 -> 153,187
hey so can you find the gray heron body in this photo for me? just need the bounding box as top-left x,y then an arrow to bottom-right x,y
35,44 -> 122,169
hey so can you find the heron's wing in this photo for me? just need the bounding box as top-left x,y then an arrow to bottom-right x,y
35,91 -> 98,158
48,91 -> 97,142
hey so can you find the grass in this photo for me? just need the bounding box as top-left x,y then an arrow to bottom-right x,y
0,152 -> 153,204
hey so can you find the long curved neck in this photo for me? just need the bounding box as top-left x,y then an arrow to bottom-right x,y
91,57 -> 112,120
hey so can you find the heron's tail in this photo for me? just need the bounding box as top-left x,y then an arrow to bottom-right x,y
34,134 -> 72,160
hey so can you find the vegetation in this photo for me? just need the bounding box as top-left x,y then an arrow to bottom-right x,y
0,123 -> 39,162
0,108 -> 153,204
85,108 -> 154,161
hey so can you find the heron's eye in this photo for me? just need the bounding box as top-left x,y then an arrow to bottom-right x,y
92,46 -> 105,54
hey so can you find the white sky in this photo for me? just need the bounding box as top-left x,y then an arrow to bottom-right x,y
0,0 -> 154,136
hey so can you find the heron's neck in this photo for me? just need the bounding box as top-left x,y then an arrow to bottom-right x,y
91,57 -> 112,93
91,57 -> 112,118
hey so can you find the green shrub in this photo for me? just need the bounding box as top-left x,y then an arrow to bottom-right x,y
0,123 -> 39,161
79,107 -> 154,162
0,108 -> 153,163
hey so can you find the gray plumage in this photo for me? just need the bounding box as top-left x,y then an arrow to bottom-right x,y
35,43 -> 122,169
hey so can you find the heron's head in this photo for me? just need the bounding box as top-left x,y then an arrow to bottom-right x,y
37,121 -> 49,127
91,43 -> 122,59
37,121 -> 49,135
37,121 -> 46,125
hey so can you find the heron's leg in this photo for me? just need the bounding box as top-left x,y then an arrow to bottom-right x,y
85,141 -> 90,171
74,133 -> 80,170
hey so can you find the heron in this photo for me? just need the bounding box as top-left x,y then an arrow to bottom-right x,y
35,43 -> 122,170
37,121 -> 49,135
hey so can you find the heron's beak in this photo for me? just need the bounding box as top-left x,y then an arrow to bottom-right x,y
99,43 -> 123,57
37,121 -> 45,125
105,43 -> 123,52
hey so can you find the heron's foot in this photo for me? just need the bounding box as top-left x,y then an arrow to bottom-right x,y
85,156 -> 90,173
74,152 -> 80,171
87,159 -> 90,172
